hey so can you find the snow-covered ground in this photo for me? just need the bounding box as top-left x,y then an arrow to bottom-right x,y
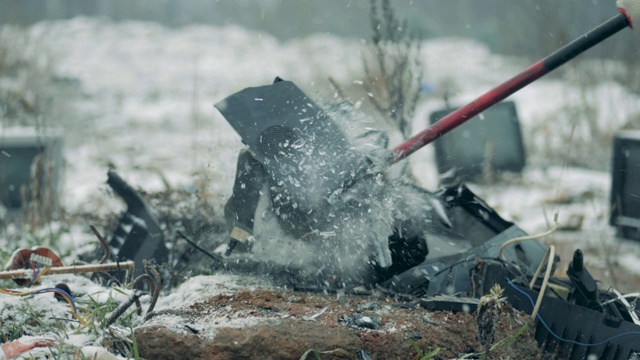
2,17 -> 640,358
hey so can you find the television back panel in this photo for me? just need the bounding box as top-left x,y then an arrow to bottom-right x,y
429,101 -> 526,183
0,128 -> 64,210
610,130 -> 640,240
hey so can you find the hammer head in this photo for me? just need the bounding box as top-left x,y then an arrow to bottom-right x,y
618,0 -> 640,34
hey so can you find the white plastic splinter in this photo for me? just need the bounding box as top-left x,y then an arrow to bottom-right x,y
29,253 -> 53,267
618,0 -> 640,34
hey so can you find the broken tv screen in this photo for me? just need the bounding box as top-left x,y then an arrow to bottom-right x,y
429,101 -> 526,182
622,144 -> 640,219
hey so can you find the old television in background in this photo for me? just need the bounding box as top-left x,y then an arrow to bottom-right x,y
0,128 -> 64,212
610,130 -> 640,240
429,101 -> 526,183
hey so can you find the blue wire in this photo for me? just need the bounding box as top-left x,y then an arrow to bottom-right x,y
33,287 -> 78,313
27,265 -> 41,287
506,278 -> 640,347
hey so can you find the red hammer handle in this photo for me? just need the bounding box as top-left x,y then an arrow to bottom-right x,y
390,11 -> 631,165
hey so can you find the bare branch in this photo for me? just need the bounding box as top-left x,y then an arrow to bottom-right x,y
362,0 -> 424,142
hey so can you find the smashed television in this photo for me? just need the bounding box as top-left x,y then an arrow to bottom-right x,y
0,127 -> 64,211
610,130 -> 640,240
429,101 -> 526,183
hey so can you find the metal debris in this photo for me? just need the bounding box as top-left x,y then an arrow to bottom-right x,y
339,312 -> 382,330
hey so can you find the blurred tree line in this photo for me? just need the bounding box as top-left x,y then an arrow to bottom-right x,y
0,0 -> 636,62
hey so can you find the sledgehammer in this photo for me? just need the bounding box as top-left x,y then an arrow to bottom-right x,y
391,0 -> 640,164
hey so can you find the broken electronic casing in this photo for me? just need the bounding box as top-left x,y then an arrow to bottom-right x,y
387,185 -> 640,358
382,183 -> 549,296
474,255 -> 640,359
610,130 -> 640,241
214,78 -> 368,237
106,170 -> 168,276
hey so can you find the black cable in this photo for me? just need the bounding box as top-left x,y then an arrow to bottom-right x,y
176,230 -> 225,264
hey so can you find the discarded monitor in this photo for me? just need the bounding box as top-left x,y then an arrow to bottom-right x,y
610,130 -> 640,241
429,101 -> 526,183
0,127 -> 64,210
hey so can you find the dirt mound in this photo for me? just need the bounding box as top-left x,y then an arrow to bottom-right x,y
136,288 -> 541,359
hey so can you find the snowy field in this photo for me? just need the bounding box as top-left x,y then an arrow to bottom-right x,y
2,17 -> 640,358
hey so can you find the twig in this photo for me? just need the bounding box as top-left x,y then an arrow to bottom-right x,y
89,225 -> 110,264
125,261 -> 134,285
131,263 -> 163,318
0,261 -> 135,280
144,262 -> 162,314
131,273 -> 156,316
132,274 -> 155,299
88,224 -> 118,284
133,273 -> 156,318
90,270 -> 115,286
105,291 -> 143,328
363,0 -> 423,143
327,77 -> 347,100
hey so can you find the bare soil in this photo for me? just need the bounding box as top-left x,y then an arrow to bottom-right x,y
135,288 -> 542,360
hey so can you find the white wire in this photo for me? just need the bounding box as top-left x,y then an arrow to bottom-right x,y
496,213 -> 559,319
498,213 -> 559,263
601,292 -> 640,305
530,245 -> 556,319
602,289 -> 640,325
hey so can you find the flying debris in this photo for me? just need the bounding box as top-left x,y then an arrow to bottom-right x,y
215,77 -> 443,286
